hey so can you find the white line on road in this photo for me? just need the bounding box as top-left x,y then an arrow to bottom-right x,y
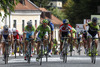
8,57 -> 100,63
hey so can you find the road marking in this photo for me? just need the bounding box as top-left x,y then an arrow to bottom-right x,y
8,57 -> 100,63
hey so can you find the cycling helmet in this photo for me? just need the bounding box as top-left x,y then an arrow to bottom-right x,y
63,19 -> 69,24
3,25 -> 8,31
27,21 -> 32,26
12,28 -> 16,32
42,19 -> 48,23
92,17 -> 97,23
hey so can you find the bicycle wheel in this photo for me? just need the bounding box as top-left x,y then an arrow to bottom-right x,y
63,50 -> 67,63
22,42 -> 25,56
78,43 -> 81,55
40,44 -> 43,65
92,45 -> 96,64
14,41 -> 17,58
63,54 -> 65,62
45,48 -> 48,62
70,44 -> 72,56
91,41 -> 96,64
28,42 -> 31,63
63,42 -> 68,63
5,45 -> 8,64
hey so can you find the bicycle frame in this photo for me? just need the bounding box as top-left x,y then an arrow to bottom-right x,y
62,37 -> 69,63
4,39 -> 10,64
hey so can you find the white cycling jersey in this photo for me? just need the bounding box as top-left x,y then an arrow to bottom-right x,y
0,28 -> 12,35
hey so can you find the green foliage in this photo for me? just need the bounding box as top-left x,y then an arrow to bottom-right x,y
49,7 -> 66,20
30,0 -> 49,7
64,0 -> 100,27
0,0 -> 19,20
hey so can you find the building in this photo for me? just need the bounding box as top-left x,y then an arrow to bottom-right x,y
0,0 -> 63,42
39,8 -> 62,42
48,1 -> 62,9
0,0 -> 41,33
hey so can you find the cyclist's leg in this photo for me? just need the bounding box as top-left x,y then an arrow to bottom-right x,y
94,34 -> 98,55
72,33 -> 76,47
36,34 -> 41,55
60,39 -> 63,53
94,34 -> 98,49
24,33 -> 29,58
87,33 -> 92,55
12,37 -> 14,55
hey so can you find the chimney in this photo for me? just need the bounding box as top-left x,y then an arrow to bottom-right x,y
22,0 -> 25,5
19,0 -> 25,5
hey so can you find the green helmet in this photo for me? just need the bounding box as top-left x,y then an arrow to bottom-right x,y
42,19 -> 48,23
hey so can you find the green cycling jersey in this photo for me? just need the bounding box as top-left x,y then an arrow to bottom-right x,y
88,21 -> 100,36
24,26 -> 35,32
72,27 -> 76,33
36,24 -> 51,38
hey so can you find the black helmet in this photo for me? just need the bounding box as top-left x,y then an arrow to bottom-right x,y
92,17 -> 97,23
3,25 -> 8,30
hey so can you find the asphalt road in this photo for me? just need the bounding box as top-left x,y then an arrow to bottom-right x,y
0,55 -> 100,67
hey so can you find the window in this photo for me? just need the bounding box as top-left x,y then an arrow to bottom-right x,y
13,20 -> 16,28
22,20 -> 25,31
59,3 -> 60,5
55,30 -> 56,39
35,20 -> 37,28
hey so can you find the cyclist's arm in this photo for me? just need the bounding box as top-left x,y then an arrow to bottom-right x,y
48,33 -> 51,42
59,30 -> 62,38
34,30 -> 38,40
83,23 -> 88,30
98,30 -> 100,38
51,31 -> 53,40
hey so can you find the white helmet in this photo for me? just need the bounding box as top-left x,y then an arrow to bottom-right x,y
12,28 -> 16,32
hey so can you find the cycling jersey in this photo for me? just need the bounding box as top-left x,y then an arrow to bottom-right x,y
24,26 -> 35,33
49,22 -> 54,31
59,24 -> 72,32
88,22 -> 99,37
0,29 -> 12,39
36,24 -> 51,38
13,30 -> 19,39
24,26 -> 35,40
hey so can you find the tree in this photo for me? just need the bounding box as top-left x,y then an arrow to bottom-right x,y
64,0 -> 100,27
49,7 -> 66,20
30,0 -> 49,7
0,0 -> 19,19
63,0 -> 75,26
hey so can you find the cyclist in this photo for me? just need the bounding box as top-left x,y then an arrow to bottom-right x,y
71,27 -> 77,51
59,19 -> 73,57
82,30 -> 88,54
0,25 -> 13,60
23,21 -> 35,60
34,19 -> 51,61
12,28 -> 21,55
47,19 -> 54,57
76,32 -> 82,53
83,17 -> 100,56
52,38 -> 58,55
